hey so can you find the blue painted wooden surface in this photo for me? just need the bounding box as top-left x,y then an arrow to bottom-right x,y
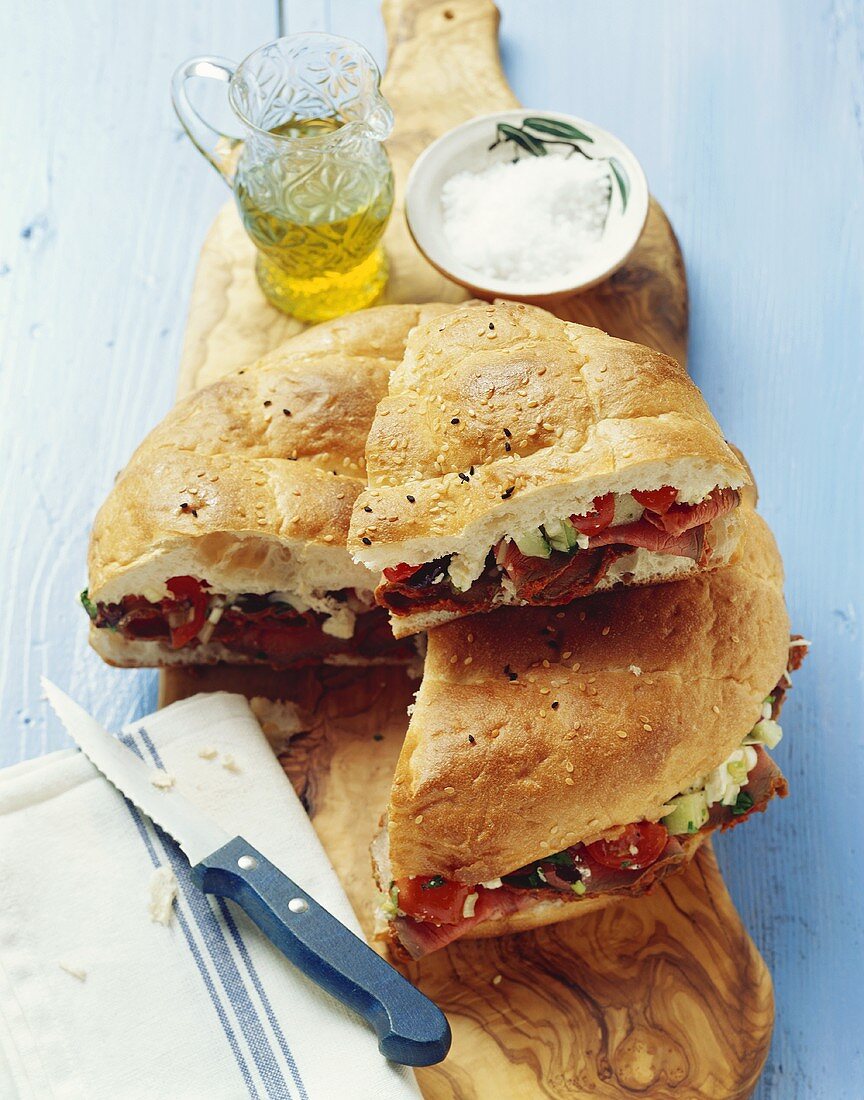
0,2 -> 860,1096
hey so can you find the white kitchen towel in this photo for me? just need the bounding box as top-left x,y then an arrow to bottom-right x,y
0,690 -> 422,1100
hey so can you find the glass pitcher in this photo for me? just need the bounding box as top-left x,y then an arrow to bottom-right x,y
172,34 -> 394,322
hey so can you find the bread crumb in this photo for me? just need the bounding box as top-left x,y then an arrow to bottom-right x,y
150,772 -> 175,790
628,665 -> 642,676
221,754 -> 240,773
59,961 -> 87,982
197,746 -> 218,760
492,974 -> 503,986
148,867 -> 179,925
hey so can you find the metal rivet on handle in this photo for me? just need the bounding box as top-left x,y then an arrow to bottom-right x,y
238,855 -> 258,871
288,898 -> 308,914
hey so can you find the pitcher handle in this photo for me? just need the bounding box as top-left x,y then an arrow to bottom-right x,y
171,56 -> 240,187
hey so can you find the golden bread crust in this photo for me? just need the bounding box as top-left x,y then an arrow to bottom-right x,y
386,509 -> 788,884
88,303 -> 456,605
349,301 -> 749,568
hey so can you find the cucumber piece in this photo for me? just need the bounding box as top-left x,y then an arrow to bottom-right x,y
661,791 -> 709,835
513,528 -> 552,558
745,718 -> 783,749
544,517 -> 579,553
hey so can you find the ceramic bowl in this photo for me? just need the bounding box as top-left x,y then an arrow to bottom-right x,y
405,109 -> 649,301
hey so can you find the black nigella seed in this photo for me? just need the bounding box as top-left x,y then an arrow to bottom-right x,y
468,734 -> 476,744
451,417 -> 460,425
551,701 -> 559,710
364,506 -> 373,513
469,465 -> 475,476
263,400 -> 272,407
504,442 -> 511,452
362,537 -> 372,545
458,472 -> 470,483
407,495 -> 415,503
503,427 -> 512,438
283,409 -> 291,416
501,486 -> 514,499
489,322 -> 495,330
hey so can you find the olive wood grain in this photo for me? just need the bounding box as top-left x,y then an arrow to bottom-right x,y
165,1 -> 771,1096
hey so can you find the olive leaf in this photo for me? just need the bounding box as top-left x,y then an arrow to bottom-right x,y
609,157 -> 630,211
495,122 -> 548,156
522,116 -> 594,143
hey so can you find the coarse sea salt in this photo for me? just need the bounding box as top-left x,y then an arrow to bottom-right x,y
441,155 -> 611,283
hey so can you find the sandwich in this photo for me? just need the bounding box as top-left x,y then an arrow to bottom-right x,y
372,509 -> 806,958
349,301 -> 751,636
83,303 -> 455,669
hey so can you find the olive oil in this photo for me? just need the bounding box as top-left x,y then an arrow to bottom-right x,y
234,116 -> 394,322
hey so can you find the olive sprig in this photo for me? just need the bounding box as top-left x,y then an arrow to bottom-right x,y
488,116 -> 630,210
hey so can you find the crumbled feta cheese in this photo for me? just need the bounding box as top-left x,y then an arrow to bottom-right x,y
150,772 -> 175,790
628,665 -> 642,677
448,550 -> 487,592
481,878 -> 503,890
462,892 -> 479,918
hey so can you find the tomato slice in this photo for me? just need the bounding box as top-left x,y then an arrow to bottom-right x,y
585,821 -> 669,871
394,876 -> 472,925
165,575 -> 208,649
571,492 -> 615,535
383,562 -> 423,584
632,486 -> 679,514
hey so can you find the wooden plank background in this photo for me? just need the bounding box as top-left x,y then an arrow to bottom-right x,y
0,2 -> 861,1097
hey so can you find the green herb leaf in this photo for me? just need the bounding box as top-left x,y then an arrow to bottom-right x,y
545,850 -> 574,868
732,791 -> 754,816
80,589 -> 97,622
522,116 -> 594,143
496,123 -> 548,157
609,157 -> 630,211
421,875 -> 446,890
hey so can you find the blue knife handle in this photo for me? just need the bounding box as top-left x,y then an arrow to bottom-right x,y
190,836 -> 451,1067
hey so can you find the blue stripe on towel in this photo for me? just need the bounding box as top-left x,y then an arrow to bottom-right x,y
135,726 -> 307,1100
119,735 -> 261,1099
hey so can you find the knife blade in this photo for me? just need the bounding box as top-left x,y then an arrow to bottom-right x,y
43,680 -> 451,1067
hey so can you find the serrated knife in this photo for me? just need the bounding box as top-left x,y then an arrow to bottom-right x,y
43,680 -> 450,1067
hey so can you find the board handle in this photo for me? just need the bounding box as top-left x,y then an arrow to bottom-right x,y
191,837 -> 452,1067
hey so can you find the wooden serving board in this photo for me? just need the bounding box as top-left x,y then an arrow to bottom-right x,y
164,2 -> 772,1097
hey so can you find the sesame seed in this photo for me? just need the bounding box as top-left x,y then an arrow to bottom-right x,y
450,654 -> 458,664
542,659 -> 550,669
323,534 -> 334,543
539,710 -> 546,718
601,626 -> 610,636
467,633 -> 474,642
643,724 -> 653,731
556,612 -> 565,619
571,662 -> 581,671
415,815 -> 424,824
463,656 -> 473,666
565,777 -> 574,786
616,730 -> 628,739
712,705 -> 720,714
492,974 -> 503,986
444,786 -> 455,794
562,650 -> 572,660
540,687 -> 550,695
565,762 -> 574,772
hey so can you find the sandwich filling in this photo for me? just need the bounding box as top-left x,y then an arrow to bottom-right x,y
375,486 -> 739,617
82,575 -> 413,667
381,641 -> 807,959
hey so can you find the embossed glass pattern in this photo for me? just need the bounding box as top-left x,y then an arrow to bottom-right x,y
173,35 -> 394,321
